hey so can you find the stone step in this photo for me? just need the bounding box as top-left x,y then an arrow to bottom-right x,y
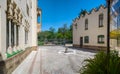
12,51 -> 37,74
31,48 -> 41,74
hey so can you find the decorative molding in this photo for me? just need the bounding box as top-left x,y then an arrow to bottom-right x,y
16,8 -> 20,24
12,2 -> 18,24
20,13 -> 23,23
37,7 -> 42,16
7,0 -> 22,24
7,0 -> 13,20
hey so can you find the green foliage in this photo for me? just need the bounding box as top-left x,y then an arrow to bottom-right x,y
38,41 -> 44,46
56,33 -> 64,39
38,24 -> 72,42
80,50 -> 120,74
57,24 -> 72,40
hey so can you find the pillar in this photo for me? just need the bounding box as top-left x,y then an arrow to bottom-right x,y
7,20 -> 12,54
9,20 -> 11,47
13,24 -> 17,51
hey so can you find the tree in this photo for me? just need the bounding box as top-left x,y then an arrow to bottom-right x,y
49,27 -> 55,33
38,24 -> 73,44
49,27 -> 55,39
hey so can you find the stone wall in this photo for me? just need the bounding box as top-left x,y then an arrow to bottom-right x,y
73,44 -> 80,48
82,45 -> 107,51
0,46 -> 37,74
73,44 -> 106,51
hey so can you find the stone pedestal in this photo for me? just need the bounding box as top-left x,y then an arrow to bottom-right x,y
13,46 -> 17,52
7,46 -> 12,54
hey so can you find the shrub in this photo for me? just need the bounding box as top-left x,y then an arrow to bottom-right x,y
80,50 -> 120,74
38,41 -> 44,46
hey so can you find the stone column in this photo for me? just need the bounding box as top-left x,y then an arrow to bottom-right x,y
9,21 -> 11,46
7,20 -> 12,54
13,24 -> 17,51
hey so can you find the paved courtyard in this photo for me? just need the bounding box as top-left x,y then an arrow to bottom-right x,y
12,46 -> 95,74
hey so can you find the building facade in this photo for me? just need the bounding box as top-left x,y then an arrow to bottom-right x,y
73,5 -> 108,50
0,0 -> 41,60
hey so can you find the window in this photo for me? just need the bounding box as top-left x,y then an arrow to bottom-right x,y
27,5 -> 29,16
6,19 -> 9,49
118,7 -> 120,13
85,19 -> 88,30
99,14 -> 104,27
117,16 -> 120,27
16,25 -> 19,46
84,36 -> 89,43
25,31 -> 28,44
98,35 -> 104,43
11,21 -> 14,47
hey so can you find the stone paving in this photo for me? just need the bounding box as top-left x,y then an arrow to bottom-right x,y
12,46 -> 95,74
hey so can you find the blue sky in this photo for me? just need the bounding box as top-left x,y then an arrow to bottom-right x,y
38,0 -> 106,31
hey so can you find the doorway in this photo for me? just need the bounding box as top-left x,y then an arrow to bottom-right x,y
80,37 -> 83,47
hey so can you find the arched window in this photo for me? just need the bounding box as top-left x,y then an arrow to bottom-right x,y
16,25 -> 19,46
85,19 -> 88,30
99,13 -> 104,27
11,21 -> 14,47
25,30 -> 28,44
6,19 -> 9,49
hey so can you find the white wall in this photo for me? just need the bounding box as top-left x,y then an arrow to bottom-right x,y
73,6 -> 107,47
0,0 -> 7,60
30,0 -> 37,46
0,5 -> 1,56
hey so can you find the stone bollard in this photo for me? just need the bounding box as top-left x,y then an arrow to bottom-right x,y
7,46 -> 13,54
64,47 -> 68,53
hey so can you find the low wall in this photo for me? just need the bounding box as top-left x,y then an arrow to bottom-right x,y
73,44 -> 107,51
73,44 -> 80,47
0,46 -> 37,74
82,45 -> 107,51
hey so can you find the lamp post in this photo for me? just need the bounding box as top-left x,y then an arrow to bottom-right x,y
106,0 -> 111,73
106,0 -> 110,55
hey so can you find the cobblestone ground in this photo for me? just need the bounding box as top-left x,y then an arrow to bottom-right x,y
12,46 -> 95,74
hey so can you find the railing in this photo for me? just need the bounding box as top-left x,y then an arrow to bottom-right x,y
38,39 -> 72,46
